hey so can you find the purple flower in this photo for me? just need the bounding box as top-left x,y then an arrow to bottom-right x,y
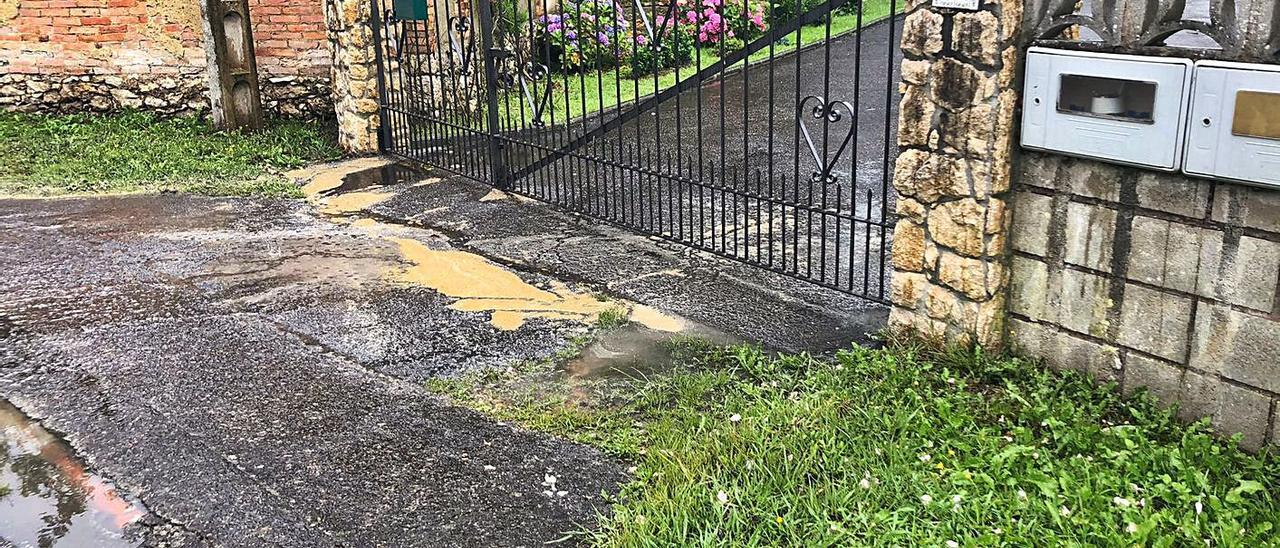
566,30 -> 577,39
596,31 -> 609,45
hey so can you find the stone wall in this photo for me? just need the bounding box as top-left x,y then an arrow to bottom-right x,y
0,0 -> 332,118
888,0 -> 1022,349
1009,155 -> 1280,451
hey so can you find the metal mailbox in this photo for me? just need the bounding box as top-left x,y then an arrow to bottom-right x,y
1021,47 -> 1194,171
1183,60 -> 1280,189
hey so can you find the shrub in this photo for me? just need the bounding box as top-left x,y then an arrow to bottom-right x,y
626,22 -> 695,76
535,0 -> 628,72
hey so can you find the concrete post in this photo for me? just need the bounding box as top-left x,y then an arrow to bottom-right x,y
887,0 -> 1024,349
325,0 -> 382,153
200,0 -> 264,131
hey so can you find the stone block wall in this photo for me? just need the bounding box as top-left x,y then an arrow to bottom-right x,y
1009,152 -> 1280,451
0,0 -> 331,117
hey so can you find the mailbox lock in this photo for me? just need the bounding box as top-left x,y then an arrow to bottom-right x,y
1201,116 -> 1212,127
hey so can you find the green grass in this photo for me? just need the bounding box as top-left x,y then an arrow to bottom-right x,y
496,1 -> 896,128
0,111 -> 343,197
430,339 -> 1280,546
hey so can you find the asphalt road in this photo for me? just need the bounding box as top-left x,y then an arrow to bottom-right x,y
0,195 -> 624,547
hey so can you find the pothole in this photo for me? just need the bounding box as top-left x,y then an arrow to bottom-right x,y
0,400 -> 149,547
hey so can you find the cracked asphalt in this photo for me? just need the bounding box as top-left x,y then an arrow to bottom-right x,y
0,158 -> 886,546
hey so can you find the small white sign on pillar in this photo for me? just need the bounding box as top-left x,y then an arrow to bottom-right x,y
931,0 -> 979,9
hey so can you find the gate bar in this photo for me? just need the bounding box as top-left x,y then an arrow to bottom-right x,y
504,0 -> 855,182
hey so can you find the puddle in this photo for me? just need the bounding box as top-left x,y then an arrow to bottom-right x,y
0,400 -> 148,548
317,163 -> 426,198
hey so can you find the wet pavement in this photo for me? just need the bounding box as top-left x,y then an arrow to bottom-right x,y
0,156 -> 884,546
0,401 -> 152,548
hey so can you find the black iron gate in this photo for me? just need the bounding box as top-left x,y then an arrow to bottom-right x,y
370,0 -> 900,300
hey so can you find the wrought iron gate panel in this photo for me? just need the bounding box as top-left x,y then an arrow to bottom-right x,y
370,0 -> 900,301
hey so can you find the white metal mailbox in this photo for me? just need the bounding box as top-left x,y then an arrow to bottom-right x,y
1183,60 -> 1280,189
1021,47 -> 1194,171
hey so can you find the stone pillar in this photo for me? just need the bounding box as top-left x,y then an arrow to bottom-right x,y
887,0 -> 1024,349
325,0 -> 381,153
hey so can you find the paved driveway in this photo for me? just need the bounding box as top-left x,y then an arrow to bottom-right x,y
0,159 -> 886,547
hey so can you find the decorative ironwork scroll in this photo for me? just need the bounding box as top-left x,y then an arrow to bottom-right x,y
798,96 -> 857,185
1025,0 -> 1279,59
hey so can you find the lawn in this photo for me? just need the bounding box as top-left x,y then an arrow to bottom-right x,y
495,0 -> 897,129
0,111 -> 343,197
429,335 -> 1280,546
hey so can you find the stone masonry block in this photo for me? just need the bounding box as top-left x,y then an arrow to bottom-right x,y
1178,370 -> 1222,424
939,104 -> 995,158
1018,152 -> 1059,191
1189,305 -> 1280,394
1212,183 -> 1280,234
1126,216 -> 1202,293
929,198 -> 986,257
1196,232 -> 1280,312
1056,267 -> 1113,337
1117,284 -> 1193,363
892,219 -> 927,272
937,250 -> 990,300
1212,382 -> 1271,452
1009,255 -> 1049,320
900,10 -> 944,57
952,11 -> 1001,66
1063,158 -> 1124,203
898,85 -> 936,148
1010,318 -> 1121,383
1123,353 -> 1184,407
891,271 -> 929,308
1064,202 -> 1117,273
901,59 -> 931,86
929,58 -> 996,112
893,150 -> 967,203
1135,172 -> 1211,219
1011,190 -> 1052,256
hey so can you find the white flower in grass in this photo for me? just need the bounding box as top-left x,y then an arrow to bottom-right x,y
729,413 -> 742,423
543,474 -> 557,487
1059,505 -> 1072,517
1126,523 -> 1138,534
920,494 -> 933,505
716,491 -> 729,505
952,495 -> 963,504
1016,489 -> 1027,500
859,478 -> 872,490
1195,500 -> 1203,515
1113,496 -> 1132,508
946,541 -> 959,548
919,453 -> 932,463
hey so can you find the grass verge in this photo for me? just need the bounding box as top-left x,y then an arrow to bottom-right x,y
429,339 -> 1280,546
0,111 -> 343,197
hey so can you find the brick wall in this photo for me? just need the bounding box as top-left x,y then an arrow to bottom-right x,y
0,0 -> 332,117
1009,153 -> 1280,451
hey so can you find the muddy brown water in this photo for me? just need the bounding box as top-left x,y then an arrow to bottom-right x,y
0,400 -> 148,547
